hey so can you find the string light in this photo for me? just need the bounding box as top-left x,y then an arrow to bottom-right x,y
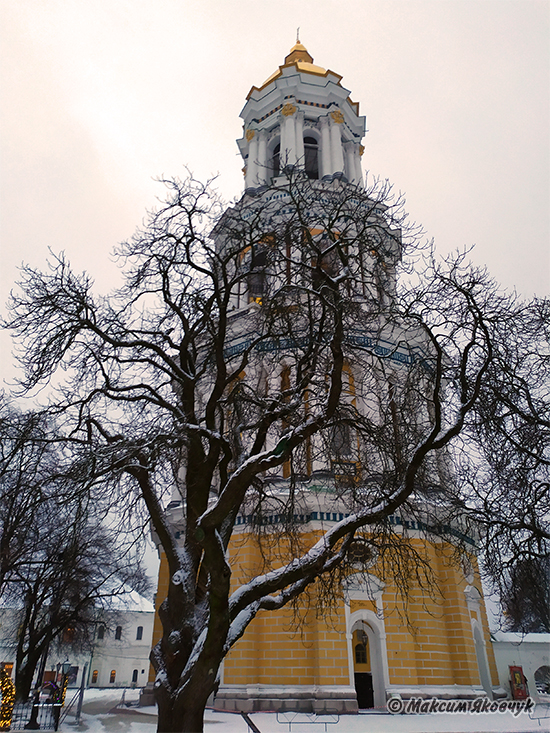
0,666 -> 15,730
61,676 -> 69,706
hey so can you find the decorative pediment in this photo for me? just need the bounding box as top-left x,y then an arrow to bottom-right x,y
344,572 -> 384,601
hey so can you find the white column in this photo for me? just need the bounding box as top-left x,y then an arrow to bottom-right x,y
344,142 -> 356,183
279,113 -> 289,169
257,131 -> 268,185
295,112 -> 305,170
245,130 -> 258,188
280,113 -> 297,169
320,116 -> 332,178
286,114 -> 297,167
330,118 -> 345,175
354,144 -> 364,186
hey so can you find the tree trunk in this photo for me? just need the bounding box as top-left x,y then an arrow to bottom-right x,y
15,631 -> 48,702
15,659 -> 38,702
156,687 -> 212,733
157,705 -> 206,733
154,646 -> 221,733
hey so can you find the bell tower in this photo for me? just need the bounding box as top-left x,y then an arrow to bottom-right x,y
147,37 -> 499,718
237,39 -> 366,190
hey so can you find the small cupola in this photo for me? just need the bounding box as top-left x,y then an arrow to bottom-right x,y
237,38 -> 367,191
284,41 -> 314,65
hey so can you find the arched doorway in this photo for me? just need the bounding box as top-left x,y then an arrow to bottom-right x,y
352,623 -> 374,708
345,576 -> 389,710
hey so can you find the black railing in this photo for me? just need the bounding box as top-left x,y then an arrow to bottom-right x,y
10,702 -> 61,731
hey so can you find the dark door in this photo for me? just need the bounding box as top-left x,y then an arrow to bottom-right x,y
354,672 -> 374,709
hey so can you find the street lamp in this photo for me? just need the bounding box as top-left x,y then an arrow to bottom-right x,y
52,660 -> 71,732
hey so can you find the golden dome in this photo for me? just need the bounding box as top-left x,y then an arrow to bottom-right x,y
284,42 -> 314,65
256,40 -> 340,91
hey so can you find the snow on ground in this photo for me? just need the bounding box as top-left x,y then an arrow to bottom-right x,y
59,688 -> 550,733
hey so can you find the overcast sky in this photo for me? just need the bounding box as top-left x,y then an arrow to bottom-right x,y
1,0 -> 549,386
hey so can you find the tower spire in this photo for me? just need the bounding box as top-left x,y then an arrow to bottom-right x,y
284,37 -> 313,66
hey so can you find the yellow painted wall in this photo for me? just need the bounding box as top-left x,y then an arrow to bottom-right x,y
149,528 -> 498,691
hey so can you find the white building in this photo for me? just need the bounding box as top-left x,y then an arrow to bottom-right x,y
492,631 -> 550,702
86,591 -> 154,689
0,589 -> 154,690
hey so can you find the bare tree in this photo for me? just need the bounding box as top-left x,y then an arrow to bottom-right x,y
0,398 -> 150,700
460,296 -> 550,620
0,396 -> 55,594
3,173 -> 538,731
499,555 -> 550,633
11,514 -> 147,701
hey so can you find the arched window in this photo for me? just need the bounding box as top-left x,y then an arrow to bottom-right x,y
132,669 -> 139,684
272,143 -> 280,178
331,423 -> 352,458
115,626 -> 122,640
535,665 -> 550,694
136,626 -> 143,641
91,670 -> 98,684
248,245 -> 268,303
355,642 -> 367,664
97,625 -> 105,640
311,235 -> 340,290
304,136 -> 319,179
280,366 -> 291,479
109,670 -> 116,684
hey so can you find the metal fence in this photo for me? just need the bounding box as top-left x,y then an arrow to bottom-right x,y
10,702 -> 61,731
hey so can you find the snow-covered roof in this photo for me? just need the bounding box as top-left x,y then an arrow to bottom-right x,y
0,585 -> 154,614
97,584 -> 154,613
492,631 -> 550,644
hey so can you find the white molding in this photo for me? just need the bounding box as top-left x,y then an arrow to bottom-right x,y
346,604 -> 390,708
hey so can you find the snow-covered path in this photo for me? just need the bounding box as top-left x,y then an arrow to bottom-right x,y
59,689 -> 549,733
